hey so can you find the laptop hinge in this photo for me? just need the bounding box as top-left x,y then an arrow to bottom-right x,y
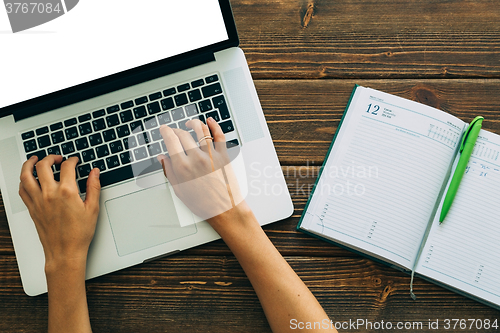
143,250 -> 180,263
10,52 -> 216,122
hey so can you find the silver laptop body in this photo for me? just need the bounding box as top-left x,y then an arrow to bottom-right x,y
0,0 -> 293,296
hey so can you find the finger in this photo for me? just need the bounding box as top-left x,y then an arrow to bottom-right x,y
60,156 -> 79,184
187,119 -> 212,147
19,156 -> 41,197
84,168 -> 101,214
207,117 -> 226,150
18,182 -> 34,209
160,125 -> 186,157
157,154 -> 179,185
36,155 -> 63,190
172,128 -> 198,153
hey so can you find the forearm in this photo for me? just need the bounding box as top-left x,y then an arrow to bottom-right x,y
210,204 -> 336,333
45,261 -> 92,333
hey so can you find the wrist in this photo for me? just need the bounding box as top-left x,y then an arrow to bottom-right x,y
207,201 -> 257,236
45,256 -> 87,279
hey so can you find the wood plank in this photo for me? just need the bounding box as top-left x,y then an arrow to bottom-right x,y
256,79 -> 500,164
232,0 -> 500,79
1,255 -> 498,332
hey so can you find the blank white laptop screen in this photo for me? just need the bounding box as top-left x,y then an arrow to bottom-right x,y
0,0 -> 229,109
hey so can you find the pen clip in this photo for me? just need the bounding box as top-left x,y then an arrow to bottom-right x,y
459,116 -> 484,152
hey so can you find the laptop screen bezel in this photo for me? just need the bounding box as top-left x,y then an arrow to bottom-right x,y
0,0 -> 239,121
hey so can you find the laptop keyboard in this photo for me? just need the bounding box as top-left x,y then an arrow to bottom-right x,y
20,73 -> 239,194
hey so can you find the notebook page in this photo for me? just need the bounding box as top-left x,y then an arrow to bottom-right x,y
300,86 -> 465,269
416,130 -> 500,307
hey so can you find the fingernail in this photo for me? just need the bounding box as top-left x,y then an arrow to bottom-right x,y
94,168 -> 100,178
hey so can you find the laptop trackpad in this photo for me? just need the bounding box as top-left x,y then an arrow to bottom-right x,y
105,184 -> 197,257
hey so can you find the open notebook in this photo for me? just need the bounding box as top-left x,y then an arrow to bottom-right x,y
298,85 -> 500,309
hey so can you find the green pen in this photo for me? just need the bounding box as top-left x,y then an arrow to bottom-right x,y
439,116 -> 484,223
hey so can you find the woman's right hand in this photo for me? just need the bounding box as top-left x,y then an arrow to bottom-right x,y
157,117 -> 245,224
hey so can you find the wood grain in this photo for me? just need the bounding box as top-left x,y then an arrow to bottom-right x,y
232,0 -> 500,79
2,0 -> 500,331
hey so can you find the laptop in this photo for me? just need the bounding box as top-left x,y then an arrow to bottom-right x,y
0,0 -> 293,296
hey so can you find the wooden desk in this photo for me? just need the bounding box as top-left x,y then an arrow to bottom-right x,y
2,1 -> 500,331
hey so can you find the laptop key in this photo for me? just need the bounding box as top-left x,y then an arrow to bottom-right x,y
47,146 -> 61,156
133,106 -> 147,118
157,112 -> 172,125
185,104 -> 199,116
188,89 -> 202,102
137,132 -> 151,145
119,151 -> 133,165
116,124 -> 130,138
78,114 -> 91,122
205,74 -> 219,83
21,131 -> 35,140
199,99 -> 212,112
135,96 -> 148,105
191,79 -> 204,88
92,109 -> 106,118
197,114 -> 206,124
206,111 -> 220,123
92,159 -> 107,172
65,127 -> 79,140
148,142 -> 162,156
226,139 -> 239,148
174,93 -> 188,107
133,147 -> 148,160
106,105 -> 120,114
149,92 -> 162,101
61,142 -> 76,155
36,126 -> 49,135
130,120 -> 143,133
161,97 -> 174,110
163,87 -> 176,97
68,152 -> 81,164
106,114 -> 120,127
96,145 -> 110,158
202,82 -> 222,98
75,137 -> 89,150
54,172 -> 61,182
120,110 -> 134,123
123,137 -> 138,149
120,101 -> 134,110
89,133 -> 103,146
102,129 -> 117,142
78,123 -> 93,136
82,149 -> 96,162
50,122 -> 63,131
50,131 -> 65,144
27,150 -> 47,161
150,128 -> 162,141
179,119 -> 190,131
144,116 -> 158,130
147,101 -> 161,115
171,108 -> 185,121
106,155 -> 120,169
24,139 -> 37,153
219,120 -> 235,134
109,140 -> 124,154
64,118 -> 77,127
78,164 -> 92,178
177,83 -> 190,92
37,135 -> 51,149
92,118 -> 106,131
